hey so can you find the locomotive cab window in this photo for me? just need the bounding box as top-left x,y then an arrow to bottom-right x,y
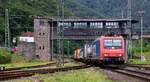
104,40 -> 112,47
113,40 -> 122,47
104,39 -> 122,49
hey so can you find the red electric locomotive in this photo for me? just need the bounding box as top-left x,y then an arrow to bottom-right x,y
73,35 -> 126,65
91,35 -> 125,64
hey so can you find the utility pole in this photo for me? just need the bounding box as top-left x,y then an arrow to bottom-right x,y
51,19 -> 54,61
67,41 -> 70,56
56,0 -> 64,67
5,9 -> 11,50
121,10 -> 124,19
61,0 -> 65,67
57,0 -> 61,67
137,11 -> 146,61
127,0 -> 132,59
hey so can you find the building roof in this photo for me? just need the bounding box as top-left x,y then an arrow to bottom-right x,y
21,32 -> 34,37
35,17 -> 138,23
53,19 -> 138,23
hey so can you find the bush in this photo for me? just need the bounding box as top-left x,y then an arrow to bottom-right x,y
131,40 -> 150,59
0,48 -> 44,64
0,49 -> 11,64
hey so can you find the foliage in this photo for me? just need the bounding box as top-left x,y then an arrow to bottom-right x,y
0,0 -> 73,46
65,0 -> 106,18
69,0 -> 150,28
53,40 -> 85,55
0,48 -> 51,67
63,40 -> 85,55
0,48 -> 11,64
127,40 -> 150,65
131,40 -> 150,59
0,48 -> 25,64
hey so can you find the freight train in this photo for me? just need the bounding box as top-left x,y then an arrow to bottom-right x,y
74,35 -> 125,65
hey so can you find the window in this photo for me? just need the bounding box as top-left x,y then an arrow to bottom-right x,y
106,22 -> 119,28
39,33 -> 45,36
97,22 -> 103,28
58,22 -> 71,28
36,55 -> 40,59
39,33 -> 42,35
40,20 -> 45,26
43,46 -> 45,50
90,22 -> 103,28
113,40 -> 122,47
43,33 -> 45,35
74,22 -> 87,28
39,46 -> 42,50
104,39 -> 122,49
104,40 -> 112,47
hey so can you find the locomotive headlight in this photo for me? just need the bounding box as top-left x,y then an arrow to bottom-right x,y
119,54 -> 122,56
104,54 -> 108,56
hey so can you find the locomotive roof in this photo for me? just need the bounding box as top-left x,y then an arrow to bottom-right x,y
93,36 -> 123,43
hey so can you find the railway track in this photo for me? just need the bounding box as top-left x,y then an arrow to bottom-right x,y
108,66 -> 150,81
1,61 -> 69,71
125,64 -> 150,70
0,64 -> 91,81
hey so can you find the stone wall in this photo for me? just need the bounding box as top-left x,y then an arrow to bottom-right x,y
17,42 -> 35,60
34,17 -> 51,61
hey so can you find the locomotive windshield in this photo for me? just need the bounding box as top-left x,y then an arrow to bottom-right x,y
104,39 -> 122,49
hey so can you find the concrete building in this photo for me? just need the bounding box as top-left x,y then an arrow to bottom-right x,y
17,32 -> 35,60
